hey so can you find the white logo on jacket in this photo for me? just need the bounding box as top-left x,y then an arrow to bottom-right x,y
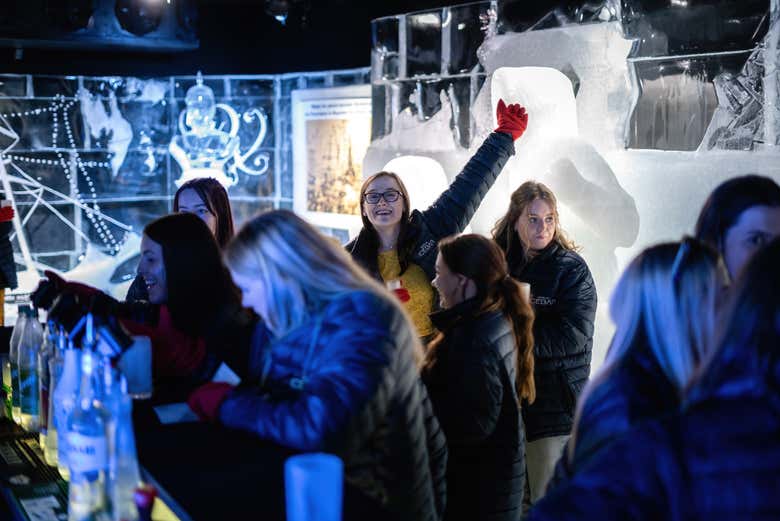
531,296 -> 557,307
416,239 -> 436,257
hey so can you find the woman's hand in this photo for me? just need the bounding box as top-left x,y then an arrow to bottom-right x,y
188,382 -> 235,422
494,99 -> 529,141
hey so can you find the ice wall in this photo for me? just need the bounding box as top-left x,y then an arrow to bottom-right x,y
367,1 -> 779,367
0,68 -> 370,314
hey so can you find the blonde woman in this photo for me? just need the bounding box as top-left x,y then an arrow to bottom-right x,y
548,238 -> 723,492
188,210 -> 447,521
492,180 -> 596,503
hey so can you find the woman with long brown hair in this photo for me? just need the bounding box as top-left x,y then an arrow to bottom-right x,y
126,177 -> 236,301
422,233 -> 535,521
492,180 -> 596,504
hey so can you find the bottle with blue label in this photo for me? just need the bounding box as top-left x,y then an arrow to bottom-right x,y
67,314 -> 111,521
18,307 -> 43,431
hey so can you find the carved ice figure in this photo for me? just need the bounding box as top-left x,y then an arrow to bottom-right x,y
382,155 -> 449,213
169,72 -> 270,188
79,89 -> 133,177
363,90 -> 473,189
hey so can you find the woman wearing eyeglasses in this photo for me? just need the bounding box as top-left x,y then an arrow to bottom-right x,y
347,100 -> 528,340
545,238 -> 724,494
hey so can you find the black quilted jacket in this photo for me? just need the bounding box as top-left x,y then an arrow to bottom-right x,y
423,301 -> 526,521
347,132 -> 515,281
219,290 -> 448,521
509,242 -> 596,441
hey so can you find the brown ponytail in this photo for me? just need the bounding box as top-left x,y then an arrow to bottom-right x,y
425,234 -> 536,404
499,275 -> 535,403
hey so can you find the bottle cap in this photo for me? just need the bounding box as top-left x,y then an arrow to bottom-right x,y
133,484 -> 158,510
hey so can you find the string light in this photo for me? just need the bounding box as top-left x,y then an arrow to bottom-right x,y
48,94 -> 121,253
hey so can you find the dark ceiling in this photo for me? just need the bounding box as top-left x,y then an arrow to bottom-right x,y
0,0 -> 562,77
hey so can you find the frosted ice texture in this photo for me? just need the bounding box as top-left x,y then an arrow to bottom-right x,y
366,11 -> 780,366
702,18 -> 780,150
382,155 -> 449,213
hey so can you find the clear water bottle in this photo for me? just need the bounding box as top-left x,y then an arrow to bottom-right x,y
9,304 -> 30,423
109,378 -> 140,521
67,317 -> 111,521
56,338 -> 81,481
44,327 -> 67,468
38,320 -> 58,448
19,308 -> 43,431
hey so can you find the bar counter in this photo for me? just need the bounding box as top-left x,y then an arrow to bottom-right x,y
133,400 -> 402,520
0,402 -> 402,520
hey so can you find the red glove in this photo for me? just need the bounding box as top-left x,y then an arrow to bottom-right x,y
494,99 -> 528,141
0,206 -> 14,222
187,381 -> 234,423
392,287 -> 411,303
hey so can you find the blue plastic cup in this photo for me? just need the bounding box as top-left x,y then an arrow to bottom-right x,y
284,453 -> 343,521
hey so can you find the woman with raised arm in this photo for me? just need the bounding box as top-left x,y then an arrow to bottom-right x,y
348,101 -> 528,339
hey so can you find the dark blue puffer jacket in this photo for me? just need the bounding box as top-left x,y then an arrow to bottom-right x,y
529,394 -> 780,521
547,336 -> 679,492
219,290 -> 448,521
347,131 -> 515,281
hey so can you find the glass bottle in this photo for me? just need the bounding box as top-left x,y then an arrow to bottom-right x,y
44,327 -> 67,468
67,315 -> 110,521
38,320 -> 58,448
9,304 -> 30,423
55,338 -> 80,481
19,307 -> 43,431
109,377 -> 140,521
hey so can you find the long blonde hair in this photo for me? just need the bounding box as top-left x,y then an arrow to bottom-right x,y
492,181 -> 576,266
568,238 -> 722,458
225,210 -> 392,338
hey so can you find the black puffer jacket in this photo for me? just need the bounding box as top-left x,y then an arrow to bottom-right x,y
219,290 -> 448,521
347,132 -> 514,281
422,300 -> 525,521
509,242 -> 596,441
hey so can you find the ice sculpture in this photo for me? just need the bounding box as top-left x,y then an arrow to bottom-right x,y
169,72 -> 270,188
80,89 -> 133,177
702,16 -> 780,150
381,155 -> 449,212
367,3 -> 780,366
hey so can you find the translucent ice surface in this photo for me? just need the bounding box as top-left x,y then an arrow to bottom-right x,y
367,5 -> 780,367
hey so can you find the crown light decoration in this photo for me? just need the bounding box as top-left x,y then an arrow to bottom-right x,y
169,72 -> 271,188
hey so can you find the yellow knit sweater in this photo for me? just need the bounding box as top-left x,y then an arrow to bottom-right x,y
377,249 -> 435,337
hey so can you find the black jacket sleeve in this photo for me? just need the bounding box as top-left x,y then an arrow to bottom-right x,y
533,257 -> 597,361
420,131 -> 514,240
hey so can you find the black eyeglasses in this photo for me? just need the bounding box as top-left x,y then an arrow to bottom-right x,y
363,190 -> 403,204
